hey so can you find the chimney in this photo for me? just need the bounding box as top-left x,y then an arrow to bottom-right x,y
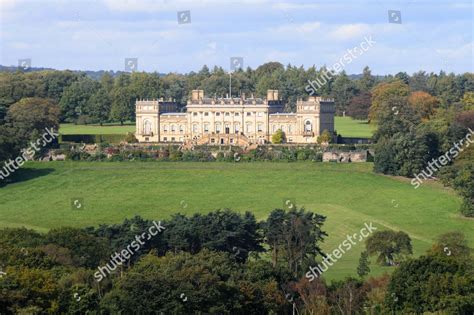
267,89 -> 279,101
191,90 -> 204,101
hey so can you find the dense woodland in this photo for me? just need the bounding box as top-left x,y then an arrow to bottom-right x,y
0,209 -> 472,314
0,63 -> 472,124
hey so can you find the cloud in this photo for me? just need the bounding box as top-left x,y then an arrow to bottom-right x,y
329,24 -> 373,41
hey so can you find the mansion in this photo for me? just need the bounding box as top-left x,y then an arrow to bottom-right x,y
135,90 -> 335,145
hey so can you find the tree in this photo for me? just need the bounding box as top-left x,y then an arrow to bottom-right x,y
331,71 -> 359,115
5,98 -> 61,153
271,129 -> 285,144
110,87 -> 133,125
262,208 -> 327,277
59,77 -> 99,122
328,278 -> 367,315
452,163 -> 474,217
386,255 -> 474,314
87,88 -> 111,125
317,129 -> 332,144
357,251 -> 370,278
365,230 -> 412,266
356,66 -> 376,93
369,80 -> 410,123
428,232 -> 471,258
408,91 -> 439,120
347,92 -> 371,120
100,250 -> 287,314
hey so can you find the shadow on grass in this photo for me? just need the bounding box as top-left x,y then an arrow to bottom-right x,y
0,168 -> 55,188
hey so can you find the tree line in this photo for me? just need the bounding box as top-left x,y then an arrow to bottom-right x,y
0,208 -> 472,314
0,64 -> 472,125
368,79 -> 473,216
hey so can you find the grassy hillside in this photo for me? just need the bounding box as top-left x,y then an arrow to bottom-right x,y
1,162 -> 470,281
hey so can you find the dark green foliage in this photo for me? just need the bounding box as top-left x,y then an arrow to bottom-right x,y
386,255 -> 474,314
357,251 -> 370,278
60,134 -> 125,144
365,230 -> 412,266
262,207 -> 327,277
45,227 -> 110,268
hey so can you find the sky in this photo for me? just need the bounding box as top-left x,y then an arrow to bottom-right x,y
0,0 -> 472,75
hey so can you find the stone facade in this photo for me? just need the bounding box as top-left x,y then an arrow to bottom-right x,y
135,90 -> 335,145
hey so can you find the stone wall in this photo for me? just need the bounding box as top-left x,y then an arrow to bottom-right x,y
323,151 -> 367,163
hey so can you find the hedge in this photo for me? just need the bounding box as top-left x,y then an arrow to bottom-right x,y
60,134 -> 126,144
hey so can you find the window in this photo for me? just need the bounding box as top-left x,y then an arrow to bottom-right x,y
193,112 -> 198,116
204,124 -> 209,132
163,137 -> 167,141
215,123 -> 221,133
225,112 -> 230,116
193,124 -> 198,133
235,112 -> 240,116
257,112 -> 263,117
305,120 -> 312,132
164,125 -> 168,132
234,123 -> 240,133
179,125 -> 184,132
211,138 -> 215,143
204,112 -> 209,116
230,138 -> 234,144
171,125 -> 176,132
257,123 -> 263,132
246,112 -> 251,116
280,125 -> 284,132
171,137 -> 175,141
272,125 -> 276,132
288,125 -> 292,133
216,112 -> 221,116
246,123 -> 252,133
143,120 -> 152,135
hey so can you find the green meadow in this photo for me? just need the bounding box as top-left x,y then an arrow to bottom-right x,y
1,161 -> 471,281
59,117 -> 374,138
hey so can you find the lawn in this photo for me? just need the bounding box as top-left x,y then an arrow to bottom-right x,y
334,116 -> 374,138
1,162 -> 471,281
60,122 -> 135,135
60,117 -> 373,138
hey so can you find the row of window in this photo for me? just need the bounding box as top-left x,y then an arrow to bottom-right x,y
148,120 -> 313,135
192,112 -> 265,117
161,123 -> 309,134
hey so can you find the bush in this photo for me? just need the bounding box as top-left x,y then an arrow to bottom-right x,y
124,132 -> 138,144
60,134 -> 125,144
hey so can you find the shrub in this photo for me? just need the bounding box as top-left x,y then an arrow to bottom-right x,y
124,132 -> 138,143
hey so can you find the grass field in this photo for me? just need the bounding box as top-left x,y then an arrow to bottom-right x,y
59,117 -> 373,138
60,122 -> 135,135
1,161 -> 471,281
334,117 -> 374,138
